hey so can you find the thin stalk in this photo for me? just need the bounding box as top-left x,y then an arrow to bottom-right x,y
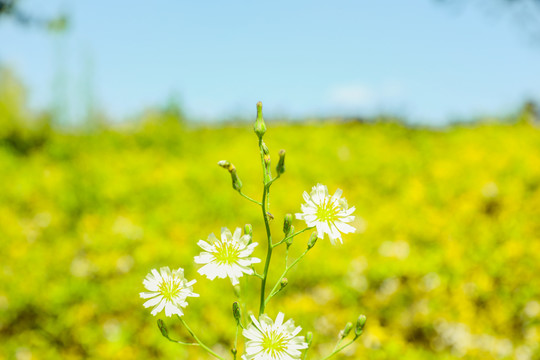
332,338 -> 343,352
164,337 -> 199,346
301,345 -> 311,360
264,249 -> 309,306
319,338 -> 356,360
177,316 -> 226,360
251,270 -> 264,279
266,173 -> 281,187
258,138 -> 273,316
273,227 -> 314,248
233,325 -> 239,360
238,190 -> 262,206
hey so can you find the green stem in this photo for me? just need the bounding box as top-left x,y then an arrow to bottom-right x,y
301,345 -> 311,360
319,338 -> 357,360
238,190 -> 262,206
273,227 -> 314,248
258,138 -> 273,316
177,316 -> 226,360
264,249 -> 309,306
165,337 -> 200,346
333,338 -> 343,352
266,173 -> 281,187
252,271 -> 264,279
233,325 -> 239,360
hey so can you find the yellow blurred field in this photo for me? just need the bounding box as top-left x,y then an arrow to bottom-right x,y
1,118 -> 540,359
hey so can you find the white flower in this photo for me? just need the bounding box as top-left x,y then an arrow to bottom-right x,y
140,267 -> 199,317
296,184 -> 356,244
242,312 -> 308,360
194,227 -> 261,285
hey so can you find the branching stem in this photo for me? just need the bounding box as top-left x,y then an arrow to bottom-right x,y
177,316 -> 226,360
264,249 -> 309,306
272,227 -> 314,248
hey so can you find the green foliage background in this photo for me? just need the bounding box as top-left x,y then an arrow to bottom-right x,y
1,71 -> 540,359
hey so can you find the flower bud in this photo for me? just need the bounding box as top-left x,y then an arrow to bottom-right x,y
262,142 -> 270,155
276,149 -> 286,175
264,154 -> 271,168
285,225 -> 295,247
280,278 -> 288,290
244,224 -> 253,243
232,301 -> 242,325
340,322 -> 353,338
231,348 -> 237,356
306,331 -> 313,346
307,232 -> 318,250
355,315 -> 367,337
231,168 -> 243,191
218,161 -> 243,191
157,319 -> 169,338
217,160 -> 231,169
253,101 -> 266,139
283,214 -> 293,234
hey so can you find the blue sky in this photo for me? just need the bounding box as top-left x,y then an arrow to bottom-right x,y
1,0 -> 539,124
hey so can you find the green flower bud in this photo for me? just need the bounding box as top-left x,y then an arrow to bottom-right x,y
232,302 -> 242,325
280,278 -> 288,289
244,224 -> 253,243
355,315 -> 367,337
307,232 -> 318,250
306,331 -> 313,346
276,149 -> 286,175
231,348 -> 237,356
283,214 -> 293,234
218,161 -> 242,191
340,322 -> 353,338
285,225 -> 295,247
254,101 -> 267,139
262,142 -> 270,155
231,168 -> 243,191
157,319 -> 169,338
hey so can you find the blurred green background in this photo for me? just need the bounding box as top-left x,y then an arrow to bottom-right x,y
1,68 -> 540,359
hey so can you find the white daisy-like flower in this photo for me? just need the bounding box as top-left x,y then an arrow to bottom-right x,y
242,312 -> 308,360
194,227 -> 260,285
139,266 -> 199,317
296,183 -> 356,245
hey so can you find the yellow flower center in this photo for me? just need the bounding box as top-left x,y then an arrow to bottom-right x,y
159,278 -> 182,301
214,241 -> 240,265
316,200 -> 339,222
262,329 -> 287,356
